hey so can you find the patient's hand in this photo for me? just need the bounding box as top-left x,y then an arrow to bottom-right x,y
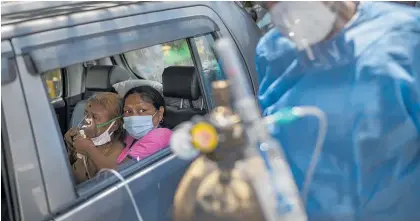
64,127 -> 79,147
64,128 -> 79,164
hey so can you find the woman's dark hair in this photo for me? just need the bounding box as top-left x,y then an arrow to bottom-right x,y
123,85 -> 166,122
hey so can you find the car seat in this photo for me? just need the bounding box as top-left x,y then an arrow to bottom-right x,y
162,66 -> 206,129
84,65 -> 131,97
69,65 -> 131,129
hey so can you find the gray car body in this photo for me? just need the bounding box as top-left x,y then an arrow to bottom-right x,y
1,1 -> 261,221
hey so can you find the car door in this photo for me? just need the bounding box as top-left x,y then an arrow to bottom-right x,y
6,2 -> 259,221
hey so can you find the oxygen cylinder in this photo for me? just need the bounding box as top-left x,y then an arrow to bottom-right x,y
172,81 -> 267,221
172,38 -> 310,221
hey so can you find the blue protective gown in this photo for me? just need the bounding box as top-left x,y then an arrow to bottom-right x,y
255,2 -> 420,221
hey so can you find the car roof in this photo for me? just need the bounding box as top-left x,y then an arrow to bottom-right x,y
2,0 -> 261,103
1,1 -> 134,24
0,1 -> 222,40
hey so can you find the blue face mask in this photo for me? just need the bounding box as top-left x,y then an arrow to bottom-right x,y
123,114 -> 156,139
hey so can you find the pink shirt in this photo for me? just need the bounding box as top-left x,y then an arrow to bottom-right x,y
116,128 -> 172,164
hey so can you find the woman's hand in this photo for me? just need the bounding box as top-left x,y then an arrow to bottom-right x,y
73,134 -> 95,156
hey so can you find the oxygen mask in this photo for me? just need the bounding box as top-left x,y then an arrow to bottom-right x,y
78,116 -> 97,138
77,116 -> 119,139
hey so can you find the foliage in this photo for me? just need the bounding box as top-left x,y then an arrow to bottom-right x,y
243,1 -> 254,8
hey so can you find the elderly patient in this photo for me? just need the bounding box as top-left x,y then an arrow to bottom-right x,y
65,92 -> 124,184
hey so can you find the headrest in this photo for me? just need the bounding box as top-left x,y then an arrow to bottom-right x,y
113,79 -> 163,98
162,66 -> 201,100
85,65 -> 131,91
70,100 -> 88,129
109,66 -> 131,85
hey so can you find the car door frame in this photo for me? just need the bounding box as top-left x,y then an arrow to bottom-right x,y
7,3 -> 258,221
187,33 -> 223,109
48,68 -> 68,134
1,40 -> 52,221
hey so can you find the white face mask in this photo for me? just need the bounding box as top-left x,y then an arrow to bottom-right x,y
270,2 -> 337,50
91,121 -> 116,146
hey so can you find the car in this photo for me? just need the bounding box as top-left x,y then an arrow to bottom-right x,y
1,1 -> 261,221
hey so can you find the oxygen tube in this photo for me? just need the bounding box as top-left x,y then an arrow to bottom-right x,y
263,106 -> 327,203
214,39 -> 327,220
73,119 -> 144,221
98,169 -> 144,221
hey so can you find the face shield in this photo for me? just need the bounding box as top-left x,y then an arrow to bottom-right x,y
269,1 -> 355,66
271,2 -> 337,50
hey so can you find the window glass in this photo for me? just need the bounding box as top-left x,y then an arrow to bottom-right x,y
162,39 -> 194,67
42,69 -> 63,99
124,39 -> 194,83
193,34 -> 225,108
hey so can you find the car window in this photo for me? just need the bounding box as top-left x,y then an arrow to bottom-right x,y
42,69 -> 63,100
41,43 -> 207,186
193,34 -> 226,108
124,39 -> 194,83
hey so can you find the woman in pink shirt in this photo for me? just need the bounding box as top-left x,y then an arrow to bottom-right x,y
117,86 -> 172,164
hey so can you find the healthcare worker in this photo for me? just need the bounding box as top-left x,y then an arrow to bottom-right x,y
255,1 -> 420,221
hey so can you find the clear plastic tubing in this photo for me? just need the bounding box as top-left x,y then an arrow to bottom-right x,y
98,168 -> 144,221
214,38 -> 327,215
263,106 -> 328,203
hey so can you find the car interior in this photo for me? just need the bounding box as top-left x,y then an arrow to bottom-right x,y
162,66 -> 207,129
68,64 -> 207,130
45,46 -> 211,188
